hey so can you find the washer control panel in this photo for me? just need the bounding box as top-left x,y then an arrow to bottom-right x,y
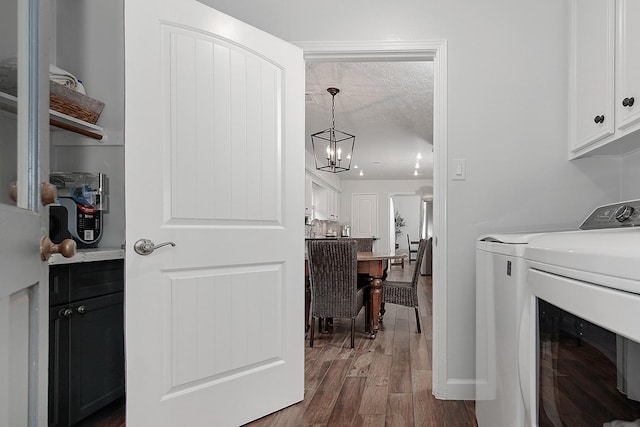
580,200 -> 640,229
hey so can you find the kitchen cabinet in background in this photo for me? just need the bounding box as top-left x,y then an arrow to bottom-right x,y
328,188 -> 340,221
305,173 -> 313,218
569,0 -> 640,158
310,179 -> 341,221
49,260 -> 124,427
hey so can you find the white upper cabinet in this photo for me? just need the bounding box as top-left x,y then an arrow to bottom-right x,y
569,0 -> 615,154
328,188 -> 339,221
307,175 -> 340,221
569,0 -> 640,158
616,0 -> 640,131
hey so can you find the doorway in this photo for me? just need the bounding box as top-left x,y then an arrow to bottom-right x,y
390,193 -> 423,253
300,40 -> 448,397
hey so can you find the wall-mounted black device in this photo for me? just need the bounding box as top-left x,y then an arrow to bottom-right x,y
49,172 -> 107,248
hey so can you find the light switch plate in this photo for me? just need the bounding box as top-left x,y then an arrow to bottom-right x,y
452,158 -> 466,180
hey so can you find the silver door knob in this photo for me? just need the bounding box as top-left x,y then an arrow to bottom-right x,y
134,238 -> 176,256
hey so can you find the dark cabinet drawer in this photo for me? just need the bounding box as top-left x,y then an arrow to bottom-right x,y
49,259 -> 124,305
69,259 -> 124,301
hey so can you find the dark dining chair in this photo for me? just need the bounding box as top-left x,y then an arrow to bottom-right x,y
354,237 -> 374,252
307,239 -> 368,348
379,238 -> 428,333
407,234 -> 419,264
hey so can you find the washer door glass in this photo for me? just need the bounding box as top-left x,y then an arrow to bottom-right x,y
538,299 -> 640,426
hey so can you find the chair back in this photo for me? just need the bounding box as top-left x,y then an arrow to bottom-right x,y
410,239 -> 429,287
424,237 -> 433,275
354,237 -> 373,252
306,239 -> 359,318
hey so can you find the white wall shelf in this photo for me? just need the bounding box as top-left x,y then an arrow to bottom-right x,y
0,91 -> 105,141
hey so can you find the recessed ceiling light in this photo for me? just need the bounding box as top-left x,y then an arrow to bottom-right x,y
416,153 -> 422,160
354,165 -> 359,169
414,170 -> 419,176
415,162 -> 420,169
359,170 -> 364,176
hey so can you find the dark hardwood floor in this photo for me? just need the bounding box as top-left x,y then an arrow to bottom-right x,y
78,264 -> 477,427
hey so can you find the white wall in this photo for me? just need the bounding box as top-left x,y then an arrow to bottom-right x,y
188,0 -> 626,398
622,150 -> 640,200
340,180 -> 431,256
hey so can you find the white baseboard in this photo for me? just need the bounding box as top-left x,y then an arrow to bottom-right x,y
435,378 -> 477,401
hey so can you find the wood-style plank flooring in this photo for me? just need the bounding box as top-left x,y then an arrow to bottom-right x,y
244,265 -> 477,427
78,264 -> 477,427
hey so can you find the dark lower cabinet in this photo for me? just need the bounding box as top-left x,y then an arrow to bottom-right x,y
49,260 -> 125,427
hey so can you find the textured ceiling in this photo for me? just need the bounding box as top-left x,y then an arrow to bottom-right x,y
305,61 -> 434,181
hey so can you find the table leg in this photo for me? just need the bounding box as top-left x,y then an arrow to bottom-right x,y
369,277 -> 382,338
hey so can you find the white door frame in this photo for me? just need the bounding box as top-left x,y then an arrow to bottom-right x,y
298,40 -> 449,398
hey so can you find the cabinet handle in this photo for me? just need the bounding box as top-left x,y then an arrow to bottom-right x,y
594,115 -> 605,124
622,97 -> 635,107
59,308 -> 74,318
76,305 -> 86,315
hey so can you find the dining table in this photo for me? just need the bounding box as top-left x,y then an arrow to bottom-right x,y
305,251 -> 407,339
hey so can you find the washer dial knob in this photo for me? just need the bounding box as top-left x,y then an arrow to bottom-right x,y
614,205 -> 634,222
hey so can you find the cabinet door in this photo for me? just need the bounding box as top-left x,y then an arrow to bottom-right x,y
68,293 -> 125,425
312,182 -> 327,220
49,306 -> 71,427
616,0 -> 640,131
569,0 -> 615,153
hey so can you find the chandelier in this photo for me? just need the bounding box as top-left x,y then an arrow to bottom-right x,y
311,87 -> 355,173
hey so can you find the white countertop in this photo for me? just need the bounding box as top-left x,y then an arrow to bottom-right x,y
48,247 -> 125,265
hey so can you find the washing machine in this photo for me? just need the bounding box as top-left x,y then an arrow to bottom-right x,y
519,200 -> 640,427
477,199 -> 640,427
475,232 -> 551,427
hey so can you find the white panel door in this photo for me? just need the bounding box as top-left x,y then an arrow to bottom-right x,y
124,1 -> 304,426
351,193 -> 378,238
0,0 -> 48,425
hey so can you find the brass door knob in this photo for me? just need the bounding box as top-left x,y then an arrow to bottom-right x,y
8,181 -> 57,205
41,236 -> 76,261
40,182 -> 57,205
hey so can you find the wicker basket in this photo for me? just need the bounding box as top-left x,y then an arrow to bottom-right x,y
49,81 -> 104,124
